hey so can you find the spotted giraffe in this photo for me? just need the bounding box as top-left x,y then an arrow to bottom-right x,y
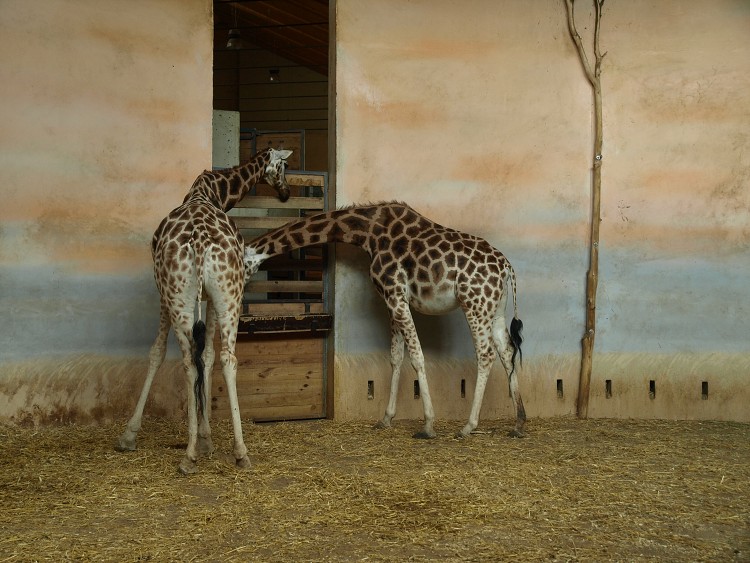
117,148 -> 292,474
244,201 -> 525,439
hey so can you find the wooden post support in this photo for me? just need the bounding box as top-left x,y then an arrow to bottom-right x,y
565,0 -> 605,419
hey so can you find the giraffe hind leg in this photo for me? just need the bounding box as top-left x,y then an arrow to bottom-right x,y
174,320 -> 201,475
196,301 -> 216,457
210,291 -> 250,470
492,316 -> 526,438
117,303 -> 170,452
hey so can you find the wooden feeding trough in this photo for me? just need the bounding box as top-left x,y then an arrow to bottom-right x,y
211,170 -> 332,422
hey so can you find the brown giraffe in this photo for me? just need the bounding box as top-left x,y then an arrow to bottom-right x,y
117,148 -> 293,474
243,201 -> 525,439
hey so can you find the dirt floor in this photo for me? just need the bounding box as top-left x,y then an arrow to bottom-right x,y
1,417 -> 748,562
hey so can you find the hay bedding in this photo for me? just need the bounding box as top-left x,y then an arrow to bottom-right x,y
1,418 -> 748,562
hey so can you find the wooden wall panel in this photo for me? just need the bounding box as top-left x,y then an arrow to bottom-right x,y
211,333 -> 326,421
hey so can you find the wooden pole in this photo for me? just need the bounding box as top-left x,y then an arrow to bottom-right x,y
564,0 -> 605,419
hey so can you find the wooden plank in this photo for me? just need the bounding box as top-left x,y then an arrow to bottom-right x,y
221,363 -> 321,385
238,313 -> 332,334
248,303 -> 306,315
231,216 -> 298,229
233,196 -> 324,209
285,174 -> 326,187
246,280 -> 324,293
235,390 -> 323,410
234,354 -> 322,369
260,256 -> 323,271
211,331 -> 325,421
212,395 -> 323,420
221,387 -> 323,410
235,373 -> 322,393
232,333 -> 324,358
243,302 -> 324,315
212,402 -> 323,422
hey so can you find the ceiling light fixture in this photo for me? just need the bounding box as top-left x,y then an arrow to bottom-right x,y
227,28 -> 243,49
269,68 -> 280,83
226,6 -> 243,50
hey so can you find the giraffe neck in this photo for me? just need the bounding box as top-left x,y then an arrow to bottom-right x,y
245,203 -> 408,270
185,148 -> 271,211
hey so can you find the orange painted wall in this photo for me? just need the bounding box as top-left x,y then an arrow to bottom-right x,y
332,0 -> 750,423
1,0 -> 748,425
0,0 -> 213,423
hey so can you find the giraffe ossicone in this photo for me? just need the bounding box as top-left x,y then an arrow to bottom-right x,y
244,201 -> 526,439
116,148 -> 292,474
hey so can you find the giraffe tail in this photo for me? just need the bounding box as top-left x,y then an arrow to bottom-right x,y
190,237 -> 207,417
193,319 -> 207,417
508,266 -> 523,375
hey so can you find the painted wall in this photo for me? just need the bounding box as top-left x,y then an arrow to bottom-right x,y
1,0 -> 747,426
0,0 -> 213,424
332,0 -> 750,422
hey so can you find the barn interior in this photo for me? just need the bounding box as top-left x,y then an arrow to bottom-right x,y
213,0 -> 330,170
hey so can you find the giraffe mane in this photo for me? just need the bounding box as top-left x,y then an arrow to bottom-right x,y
335,200 -> 414,212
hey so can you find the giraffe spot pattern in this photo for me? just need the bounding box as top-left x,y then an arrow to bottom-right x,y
431,261 -> 445,282
391,235 -> 408,255
391,221 -> 405,237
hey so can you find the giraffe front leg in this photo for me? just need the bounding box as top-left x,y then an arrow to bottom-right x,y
374,324 -> 404,430
386,298 -> 436,439
399,316 -> 436,439
411,352 -> 436,439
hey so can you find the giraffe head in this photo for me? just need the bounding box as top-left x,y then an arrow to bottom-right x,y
264,149 -> 293,202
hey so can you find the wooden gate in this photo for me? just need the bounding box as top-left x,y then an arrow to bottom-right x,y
211,171 -> 332,421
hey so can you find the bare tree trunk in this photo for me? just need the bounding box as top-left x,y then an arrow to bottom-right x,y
564,0 -> 605,419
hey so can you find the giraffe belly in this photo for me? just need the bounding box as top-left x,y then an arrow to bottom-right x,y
409,288 -> 460,315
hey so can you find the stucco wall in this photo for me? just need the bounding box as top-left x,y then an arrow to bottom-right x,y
0,0 -> 213,423
1,0 -> 747,426
332,0 -> 750,423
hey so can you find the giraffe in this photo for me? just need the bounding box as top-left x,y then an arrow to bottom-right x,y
244,201 -> 525,439
117,148 -> 293,474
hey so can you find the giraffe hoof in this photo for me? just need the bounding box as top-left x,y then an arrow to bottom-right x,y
412,431 -> 437,440
236,456 -> 252,470
178,457 -> 199,475
454,431 -> 468,440
115,439 -> 135,452
373,421 -> 391,430
198,437 -> 215,457
508,429 -> 526,439
115,435 -> 137,452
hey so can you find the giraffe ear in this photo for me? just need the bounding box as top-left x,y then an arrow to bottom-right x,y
276,149 -> 293,160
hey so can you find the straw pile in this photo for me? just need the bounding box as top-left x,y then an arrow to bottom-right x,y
1,417 -> 748,562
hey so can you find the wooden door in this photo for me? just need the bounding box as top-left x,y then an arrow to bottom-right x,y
211,171 -> 331,422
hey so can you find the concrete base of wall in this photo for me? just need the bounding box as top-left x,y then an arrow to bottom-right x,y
0,355 -> 185,426
1,352 -> 746,426
334,352 -> 750,425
